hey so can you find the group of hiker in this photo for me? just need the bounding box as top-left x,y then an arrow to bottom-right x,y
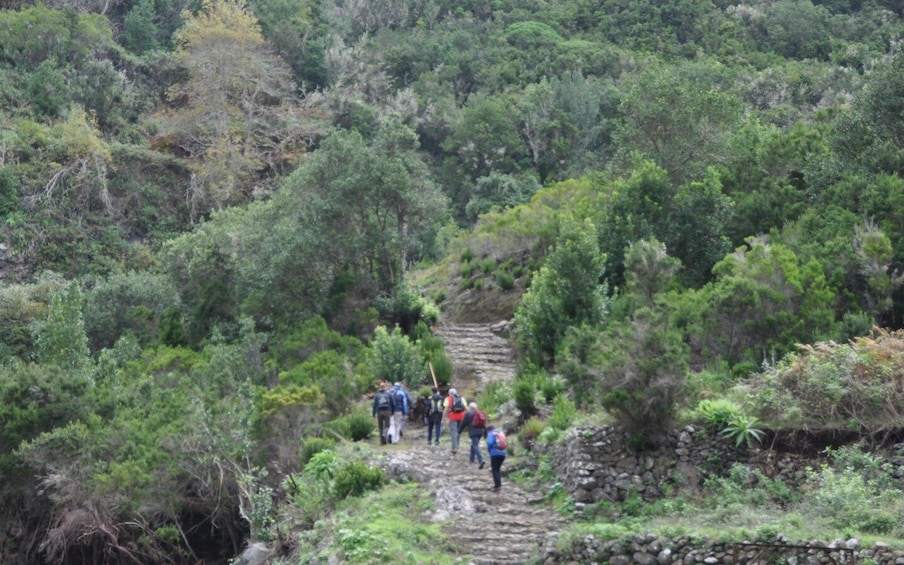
372,382 -> 508,491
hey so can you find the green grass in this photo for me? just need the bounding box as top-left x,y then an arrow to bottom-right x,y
283,482 -> 459,564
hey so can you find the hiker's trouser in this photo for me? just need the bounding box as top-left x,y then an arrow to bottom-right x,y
490,455 -> 505,488
390,413 -> 403,443
427,416 -> 442,443
376,411 -> 391,443
449,420 -> 461,451
469,435 -> 484,463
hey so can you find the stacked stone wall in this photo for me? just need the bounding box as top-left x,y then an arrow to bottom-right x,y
540,533 -> 903,564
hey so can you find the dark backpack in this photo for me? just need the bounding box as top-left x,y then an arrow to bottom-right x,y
471,409 -> 487,428
375,390 -> 392,411
451,393 -> 465,413
430,394 -> 444,417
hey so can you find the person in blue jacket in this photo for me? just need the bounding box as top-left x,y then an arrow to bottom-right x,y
389,382 -> 410,444
486,424 -> 507,491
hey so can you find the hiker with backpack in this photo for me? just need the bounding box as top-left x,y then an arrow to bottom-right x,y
458,402 -> 486,468
443,387 -> 467,454
486,424 -> 508,491
372,381 -> 395,445
389,382 -> 410,444
425,386 -> 444,446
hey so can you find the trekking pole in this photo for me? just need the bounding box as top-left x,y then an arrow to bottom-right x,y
429,362 -> 438,388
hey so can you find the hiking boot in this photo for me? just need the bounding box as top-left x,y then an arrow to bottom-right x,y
479,461 -> 485,469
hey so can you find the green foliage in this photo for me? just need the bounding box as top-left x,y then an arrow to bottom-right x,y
300,437 -> 337,466
806,463 -> 904,534
374,283 -> 439,336
719,415 -> 765,448
520,416 -> 546,444
748,329 -> 904,433
83,270 -> 182,351
515,217 -> 608,363
512,376 -> 536,415
369,325 -> 426,389
696,399 -> 744,430
333,461 -> 385,499
330,410 -> 375,442
547,396 -> 577,431
34,282 -> 91,373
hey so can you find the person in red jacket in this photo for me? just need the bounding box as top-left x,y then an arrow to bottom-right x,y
443,387 -> 467,454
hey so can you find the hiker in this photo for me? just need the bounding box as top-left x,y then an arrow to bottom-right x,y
389,381 -> 410,444
486,424 -> 507,491
425,386 -> 444,446
372,381 -> 394,445
443,387 -> 467,454
459,402 -> 486,468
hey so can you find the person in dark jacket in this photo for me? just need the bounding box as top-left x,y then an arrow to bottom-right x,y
459,402 -> 485,468
371,381 -> 394,445
425,387 -> 444,446
486,424 -> 507,490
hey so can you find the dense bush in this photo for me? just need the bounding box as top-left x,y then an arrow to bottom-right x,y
333,462 -> 385,499
749,329 -> 904,432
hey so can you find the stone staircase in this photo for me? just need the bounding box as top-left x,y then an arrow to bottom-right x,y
379,428 -> 564,565
433,322 -> 517,390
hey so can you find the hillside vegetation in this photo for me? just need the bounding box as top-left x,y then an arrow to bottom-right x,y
2,0 -> 904,562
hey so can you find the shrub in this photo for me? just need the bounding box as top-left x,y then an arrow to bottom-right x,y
513,377 -> 536,415
520,416 -> 545,443
696,399 -> 743,430
537,373 -> 562,404
495,269 -> 515,291
481,258 -> 495,274
300,436 -> 336,466
333,461 -> 385,499
719,414 -> 765,447
345,411 -> 375,442
548,396 -> 577,431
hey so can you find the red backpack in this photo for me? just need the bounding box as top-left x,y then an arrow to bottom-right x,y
472,409 -> 487,427
492,429 -> 508,450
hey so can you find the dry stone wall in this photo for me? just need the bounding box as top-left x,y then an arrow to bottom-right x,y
551,425 -> 750,512
540,533 -> 904,564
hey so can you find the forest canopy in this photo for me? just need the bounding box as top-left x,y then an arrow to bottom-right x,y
2,0 -> 904,562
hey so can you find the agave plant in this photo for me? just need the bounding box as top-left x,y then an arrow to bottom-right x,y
720,414 -> 765,448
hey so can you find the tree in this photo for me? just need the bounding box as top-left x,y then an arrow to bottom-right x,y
696,237 -> 836,365
852,220 -> 904,322
612,66 -> 743,185
515,217 -> 608,364
285,116 -> 448,294
34,282 -> 91,373
164,0 -> 322,218
369,325 -> 425,388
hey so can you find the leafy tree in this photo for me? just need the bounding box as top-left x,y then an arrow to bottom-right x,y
595,307 -> 689,445
852,220 -> 904,322
443,92 -> 528,184
369,325 -> 426,388
694,237 -> 836,365
283,116 -> 448,294
82,270 -> 183,351
34,282 -> 91,373
164,0 -> 322,217
612,65 -> 744,186
515,217 -> 608,364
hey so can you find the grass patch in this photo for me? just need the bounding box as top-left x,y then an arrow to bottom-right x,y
288,482 -> 458,564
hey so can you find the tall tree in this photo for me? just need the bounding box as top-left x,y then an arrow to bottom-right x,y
163,0 -> 322,218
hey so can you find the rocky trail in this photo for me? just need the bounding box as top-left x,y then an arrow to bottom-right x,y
378,425 -> 565,565
432,322 -> 517,392
374,323 -> 566,565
